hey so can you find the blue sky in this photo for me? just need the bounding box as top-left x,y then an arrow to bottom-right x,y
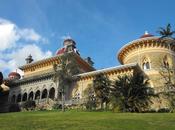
0,0 -> 175,76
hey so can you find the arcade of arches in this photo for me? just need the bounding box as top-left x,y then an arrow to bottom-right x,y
10,87 -> 55,103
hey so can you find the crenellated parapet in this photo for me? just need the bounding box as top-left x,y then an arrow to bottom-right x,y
118,37 -> 175,65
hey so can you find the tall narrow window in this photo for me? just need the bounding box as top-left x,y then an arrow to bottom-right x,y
142,57 -> 151,70
163,55 -> 170,68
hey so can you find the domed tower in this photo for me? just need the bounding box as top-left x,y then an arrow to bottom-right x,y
8,72 -> 21,80
118,31 -> 175,91
56,38 -> 80,55
118,31 -> 175,109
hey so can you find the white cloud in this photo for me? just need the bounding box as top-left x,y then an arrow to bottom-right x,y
0,18 -> 49,51
19,28 -> 41,42
0,19 -> 19,50
0,18 -> 52,76
8,44 -> 52,67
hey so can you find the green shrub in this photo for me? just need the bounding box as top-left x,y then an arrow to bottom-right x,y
85,100 -> 96,111
112,106 -> 122,113
157,108 -> 170,113
22,100 -> 36,111
52,103 -> 62,110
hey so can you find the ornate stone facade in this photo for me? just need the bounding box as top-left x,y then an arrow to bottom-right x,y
6,33 -> 175,110
8,39 -> 95,107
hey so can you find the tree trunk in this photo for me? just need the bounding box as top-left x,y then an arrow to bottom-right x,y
62,89 -> 65,112
100,100 -> 103,110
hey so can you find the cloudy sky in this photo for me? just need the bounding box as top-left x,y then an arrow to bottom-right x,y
0,0 -> 175,76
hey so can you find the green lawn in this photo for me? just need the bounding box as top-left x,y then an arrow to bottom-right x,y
0,110 -> 175,130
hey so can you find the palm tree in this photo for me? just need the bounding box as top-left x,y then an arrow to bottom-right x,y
157,23 -> 175,39
110,72 -> 154,112
157,24 -> 175,90
157,23 -> 175,56
53,53 -> 80,111
93,74 -> 111,110
157,24 -> 175,111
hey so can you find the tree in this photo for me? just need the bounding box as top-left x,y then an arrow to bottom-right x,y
83,84 -> 96,110
53,52 -> 80,111
158,57 -> 175,111
157,23 -> 175,39
110,73 -> 154,112
157,24 -> 175,88
159,59 -> 175,91
22,100 -> 36,111
157,24 -> 175,110
93,74 -> 111,110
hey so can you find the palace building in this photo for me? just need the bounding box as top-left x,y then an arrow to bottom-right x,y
6,32 -> 175,110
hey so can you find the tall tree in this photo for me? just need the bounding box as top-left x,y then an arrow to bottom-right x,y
157,24 -> 175,87
157,24 -> 175,110
110,73 -> 154,112
53,53 -> 80,111
157,23 -> 175,39
158,24 -> 175,108
83,84 -> 96,110
93,74 -> 111,110
157,23 -> 175,58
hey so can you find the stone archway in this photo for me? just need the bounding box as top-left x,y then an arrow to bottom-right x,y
41,89 -> 48,99
11,95 -> 16,103
35,90 -> 40,100
22,93 -> 27,102
17,94 -> 22,102
28,91 -> 34,100
49,87 -> 55,100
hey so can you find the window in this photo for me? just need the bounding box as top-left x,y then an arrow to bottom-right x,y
142,57 -> 151,70
163,55 -> 170,68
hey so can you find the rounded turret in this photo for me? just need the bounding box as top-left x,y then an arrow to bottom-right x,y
8,72 -> 21,80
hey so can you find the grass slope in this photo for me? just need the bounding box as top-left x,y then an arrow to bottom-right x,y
0,111 -> 175,130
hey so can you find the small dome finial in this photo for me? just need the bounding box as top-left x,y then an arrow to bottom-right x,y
140,31 -> 154,38
145,31 -> 149,35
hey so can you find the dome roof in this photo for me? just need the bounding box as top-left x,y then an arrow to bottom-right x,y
63,38 -> 76,46
8,72 -> 21,80
140,31 -> 154,38
56,47 -> 66,55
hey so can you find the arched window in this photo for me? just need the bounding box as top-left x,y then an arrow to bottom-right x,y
17,94 -> 22,102
22,93 -> 27,102
28,91 -> 34,100
35,90 -> 40,100
49,87 -> 55,100
146,62 -> 150,69
42,89 -> 48,99
163,55 -> 170,68
142,57 -> 151,70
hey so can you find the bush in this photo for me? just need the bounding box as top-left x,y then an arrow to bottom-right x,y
142,109 -> 157,113
9,103 -> 21,112
112,106 -> 122,113
22,100 -> 36,111
85,100 -> 96,111
157,108 -> 170,113
52,103 -> 62,110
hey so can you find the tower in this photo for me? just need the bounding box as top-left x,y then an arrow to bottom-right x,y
25,54 -> 33,64
56,38 -> 80,55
